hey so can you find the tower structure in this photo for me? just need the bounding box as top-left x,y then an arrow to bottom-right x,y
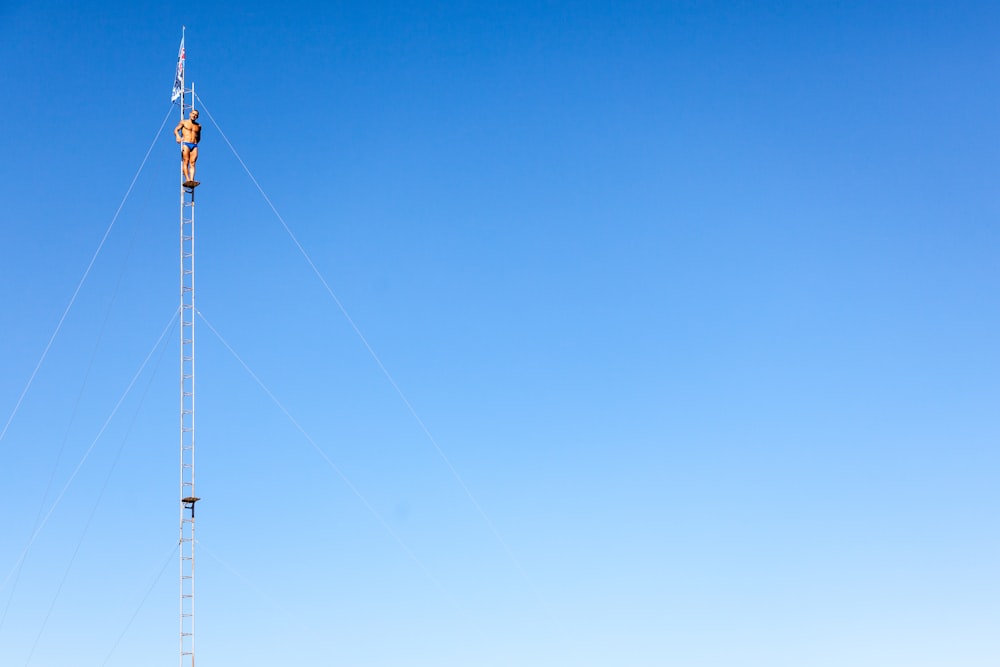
176,34 -> 200,667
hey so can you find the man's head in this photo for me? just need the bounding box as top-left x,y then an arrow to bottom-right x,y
190,110 -> 199,121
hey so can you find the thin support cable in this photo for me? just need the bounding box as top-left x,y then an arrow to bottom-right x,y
0,193 -> 155,636
195,540 -> 302,626
196,311 -> 458,605
100,542 -> 179,667
194,95 -> 530,585
22,318 -> 175,666
0,309 -> 179,595
0,105 -> 176,448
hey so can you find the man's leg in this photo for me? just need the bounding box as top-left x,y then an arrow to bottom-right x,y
189,147 -> 198,183
181,146 -> 191,182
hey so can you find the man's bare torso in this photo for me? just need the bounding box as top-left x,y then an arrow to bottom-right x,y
177,119 -> 201,144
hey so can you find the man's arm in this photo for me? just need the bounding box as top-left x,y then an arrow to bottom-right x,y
174,120 -> 185,143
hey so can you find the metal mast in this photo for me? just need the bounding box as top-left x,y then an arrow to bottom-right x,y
177,28 -> 200,667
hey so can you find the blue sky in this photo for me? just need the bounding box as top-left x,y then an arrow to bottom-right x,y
1,1 -> 999,665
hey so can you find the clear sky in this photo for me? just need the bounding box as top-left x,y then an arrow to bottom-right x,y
1,1 -> 998,665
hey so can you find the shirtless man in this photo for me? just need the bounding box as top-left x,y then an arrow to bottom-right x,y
174,109 -> 201,186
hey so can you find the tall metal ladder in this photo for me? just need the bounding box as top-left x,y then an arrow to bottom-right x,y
179,168 -> 198,667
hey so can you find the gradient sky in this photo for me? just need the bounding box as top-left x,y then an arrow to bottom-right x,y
1,1 -> 999,665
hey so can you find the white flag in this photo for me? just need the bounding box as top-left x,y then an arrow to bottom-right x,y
171,33 -> 185,102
